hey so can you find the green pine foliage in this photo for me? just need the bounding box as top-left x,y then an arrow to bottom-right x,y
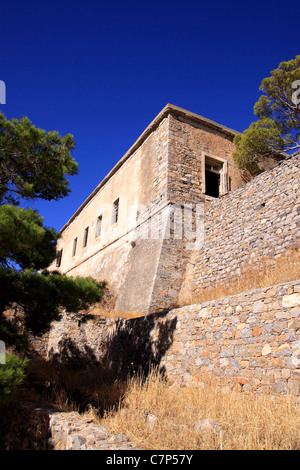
233,56 -> 300,174
0,113 -> 78,205
0,355 -> 28,406
0,205 -> 58,270
0,268 -> 106,347
0,113 -> 106,403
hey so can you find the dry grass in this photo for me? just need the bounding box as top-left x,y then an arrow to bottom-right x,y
21,251 -> 300,450
179,249 -> 300,306
22,361 -> 300,450
95,368 -> 300,450
20,358 -> 128,415
87,304 -> 143,320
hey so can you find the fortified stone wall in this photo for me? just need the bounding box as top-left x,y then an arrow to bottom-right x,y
50,105 -> 287,314
33,279 -> 300,396
50,115 -> 171,314
160,279 -> 300,395
50,104 -> 252,314
181,152 -> 300,301
28,106 -> 300,400
167,113 -> 243,204
54,114 -> 170,282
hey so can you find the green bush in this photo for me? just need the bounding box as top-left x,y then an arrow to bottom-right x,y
0,354 -> 28,406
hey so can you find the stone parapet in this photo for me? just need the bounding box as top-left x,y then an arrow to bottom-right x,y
182,152 -> 300,299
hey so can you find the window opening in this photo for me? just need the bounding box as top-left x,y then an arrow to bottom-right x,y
96,215 -> 103,238
112,198 -> 119,224
203,156 -> 228,198
83,227 -> 89,247
72,237 -> 78,257
56,248 -> 63,267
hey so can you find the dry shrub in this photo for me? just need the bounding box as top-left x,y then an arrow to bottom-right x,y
96,368 -> 300,450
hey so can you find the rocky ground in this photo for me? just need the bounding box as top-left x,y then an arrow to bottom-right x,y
49,410 -> 140,450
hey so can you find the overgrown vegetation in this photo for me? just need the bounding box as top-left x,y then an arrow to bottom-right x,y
21,362 -> 299,450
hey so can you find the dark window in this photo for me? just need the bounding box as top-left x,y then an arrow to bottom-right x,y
56,249 -> 63,267
83,227 -> 89,247
96,215 -> 103,237
205,167 -> 220,198
204,159 -> 224,198
72,237 -> 78,257
112,198 -> 119,224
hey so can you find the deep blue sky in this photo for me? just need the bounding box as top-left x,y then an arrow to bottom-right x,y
1,0 -> 299,231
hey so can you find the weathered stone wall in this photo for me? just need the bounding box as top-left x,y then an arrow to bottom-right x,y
181,153 -> 300,300
161,279 -> 300,395
35,279 -> 300,396
50,115 -> 172,314
49,105 -> 252,314
49,411 -> 138,450
167,113 -> 243,204
53,114 -> 170,282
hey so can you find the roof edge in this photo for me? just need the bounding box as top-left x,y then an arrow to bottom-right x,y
59,104 -> 239,233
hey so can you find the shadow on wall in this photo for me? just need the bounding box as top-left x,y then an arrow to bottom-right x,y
44,310 -> 178,380
48,338 -> 100,369
103,311 -> 177,379
24,311 -> 177,414
26,343 -> 115,414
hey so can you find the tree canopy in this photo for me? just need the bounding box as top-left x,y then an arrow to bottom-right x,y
0,113 -> 105,352
0,205 -> 58,270
233,55 -> 300,174
0,113 -> 78,205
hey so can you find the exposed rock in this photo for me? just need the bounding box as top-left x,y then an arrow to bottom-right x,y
195,418 -> 222,433
146,413 -> 159,428
49,411 -> 139,450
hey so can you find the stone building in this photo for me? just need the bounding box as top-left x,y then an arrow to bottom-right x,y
50,104 -> 285,314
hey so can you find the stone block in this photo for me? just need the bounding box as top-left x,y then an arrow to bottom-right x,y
282,293 -> 300,308
271,382 -> 287,394
261,344 -> 272,356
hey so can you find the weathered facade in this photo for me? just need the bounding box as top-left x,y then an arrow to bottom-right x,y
38,104 -> 300,396
50,104 -> 284,313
